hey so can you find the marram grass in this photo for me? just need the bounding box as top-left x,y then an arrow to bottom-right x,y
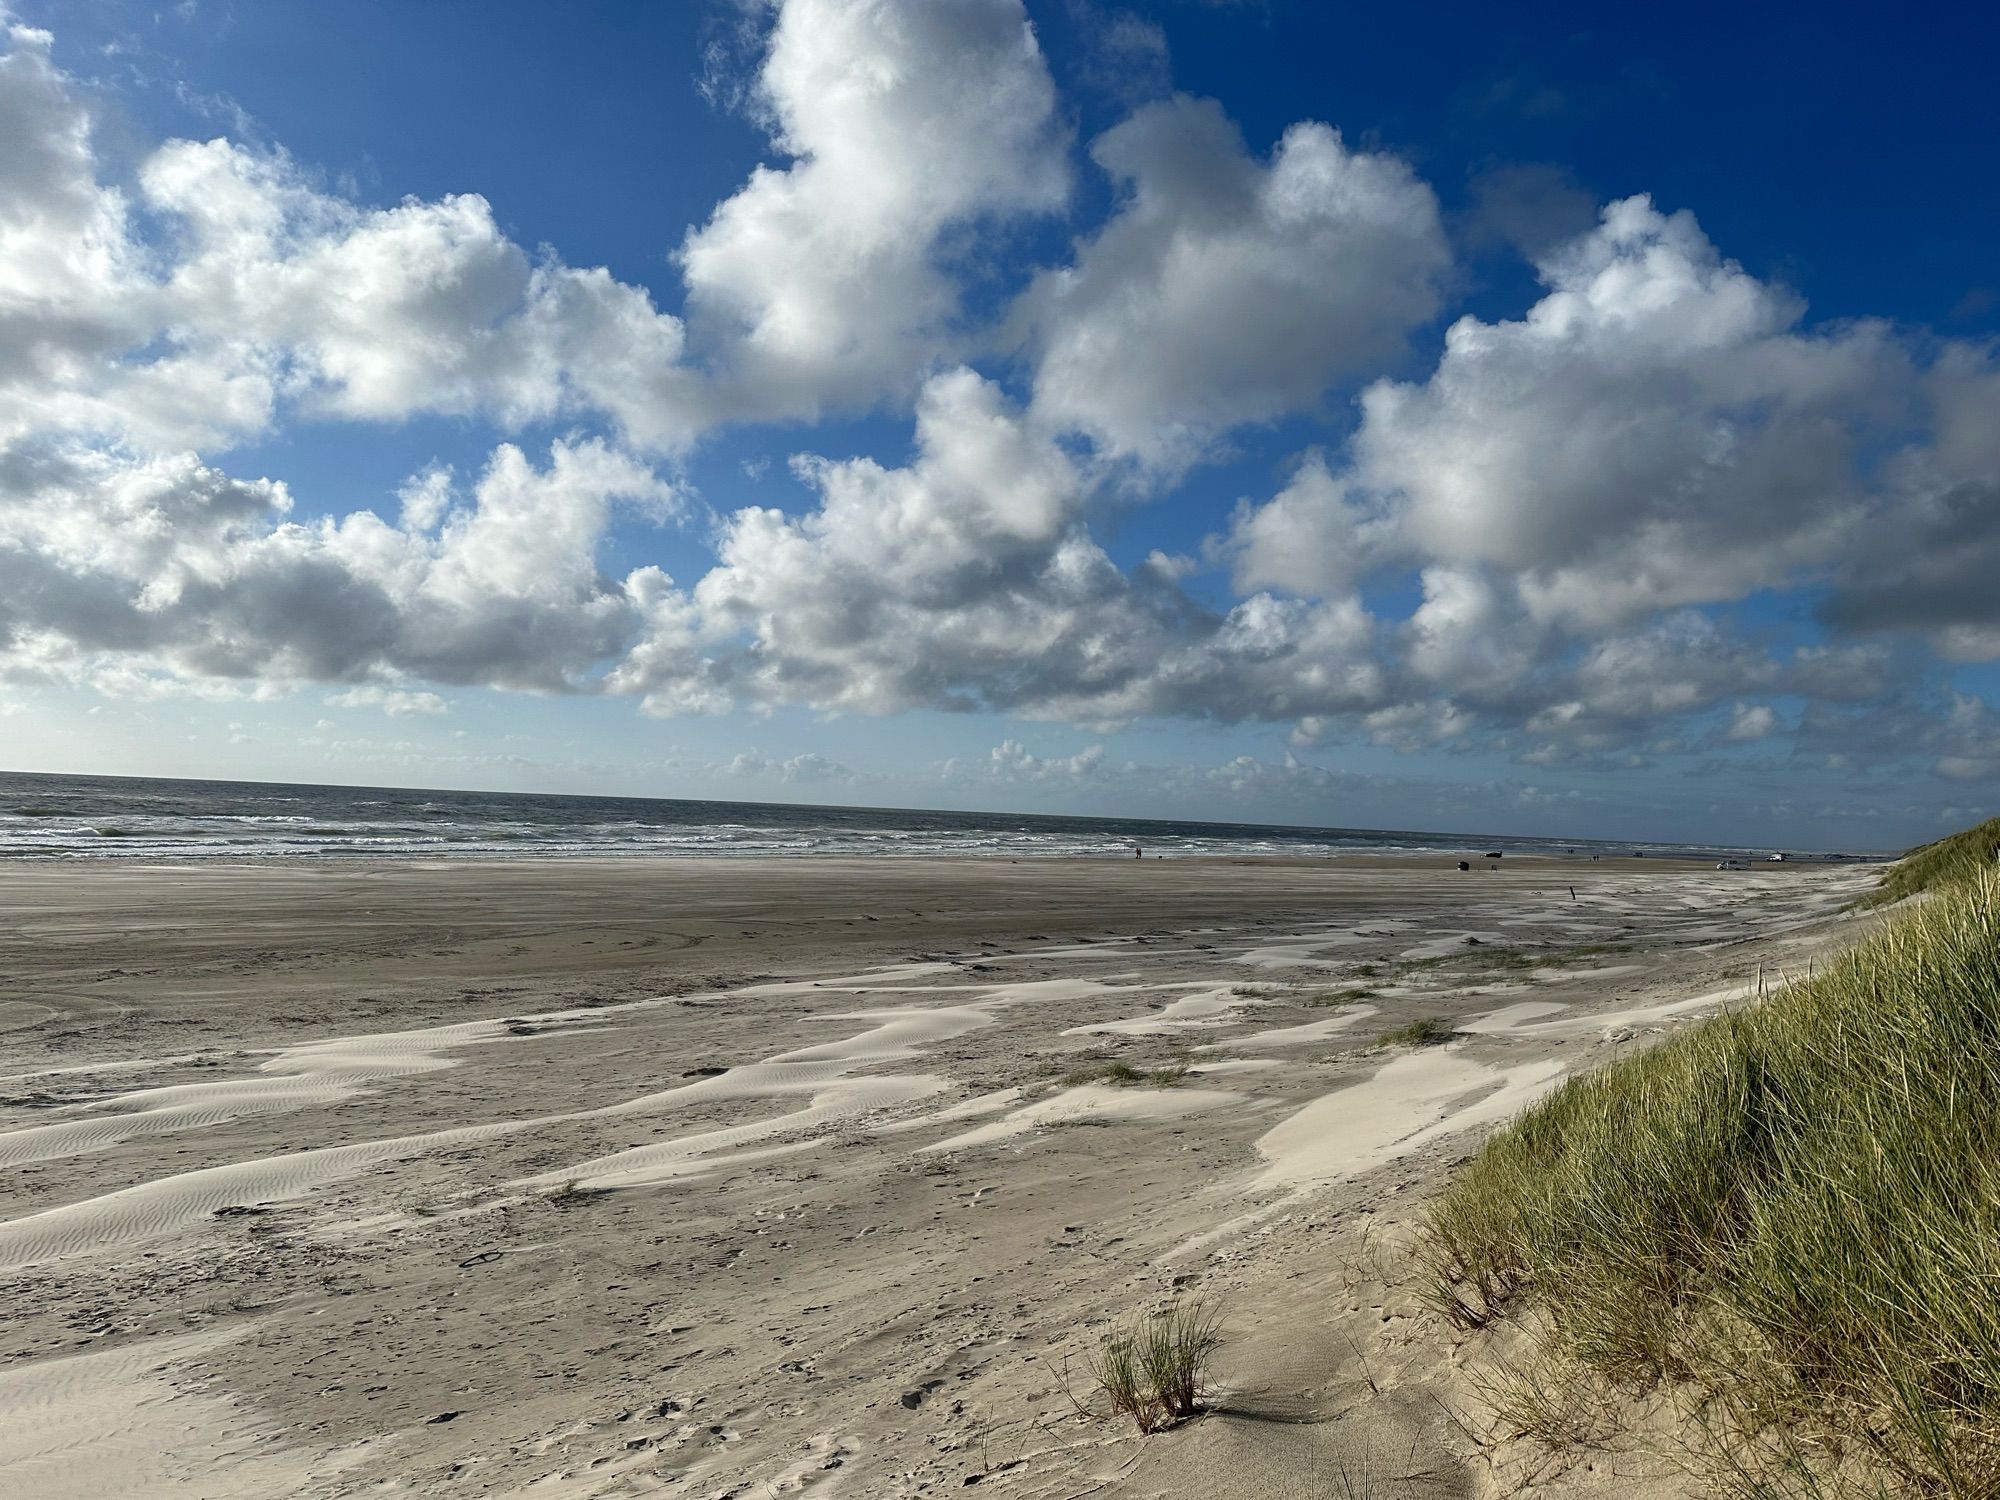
1087,1300 -> 1224,1433
1862,815 -> 2000,907
1421,854 -> 2000,1497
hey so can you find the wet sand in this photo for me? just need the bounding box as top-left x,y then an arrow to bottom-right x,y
0,855 -> 1878,1497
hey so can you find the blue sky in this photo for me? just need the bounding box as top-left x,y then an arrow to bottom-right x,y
1,0 -> 1996,849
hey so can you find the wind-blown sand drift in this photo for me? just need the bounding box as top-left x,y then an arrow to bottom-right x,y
0,855 -> 1874,1497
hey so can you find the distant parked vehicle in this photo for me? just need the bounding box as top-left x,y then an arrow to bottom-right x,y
1717,860 -> 1748,870
1769,852 -> 1787,861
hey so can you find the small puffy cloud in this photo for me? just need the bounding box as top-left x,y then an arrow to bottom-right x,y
1402,567 -> 1549,701
1017,93 -> 1447,469
681,0 -> 1068,418
1362,699 -> 1474,752
726,748 -> 856,784
1220,449 -> 1387,598
984,737 -> 1108,781
397,463 -> 454,533
1570,612 -> 1782,721
1725,702 -> 1780,742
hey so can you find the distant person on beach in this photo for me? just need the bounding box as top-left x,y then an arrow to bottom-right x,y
1134,844 -> 1142,859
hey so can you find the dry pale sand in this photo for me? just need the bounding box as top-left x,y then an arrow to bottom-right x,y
0,854 -> 1880,1498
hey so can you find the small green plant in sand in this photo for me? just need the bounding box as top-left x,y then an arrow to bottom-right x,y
1308,987 -> 1378,1006
1419,846 -> 2000,1498
1057,1060 -> 1186,1088
1466,948 -> 1540,971
544,1179 -> 611,1208
1087,1300 -> 1225,1433
1376,1017 -> 1456,1048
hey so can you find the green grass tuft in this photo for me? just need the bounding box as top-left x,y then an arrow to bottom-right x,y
1864,815 -> 2000,907
1057,1060 -> 1186,1088
544,1179 -> 611,1208
1377,1017 -> 1457,1047
1419,858 -> 2000,1496
1087,1300 -> 1225,1433
1308,987 -> 1379,1006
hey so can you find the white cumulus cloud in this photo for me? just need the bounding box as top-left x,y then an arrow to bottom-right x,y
681,0 -> 1068,419
1017,93 -> 1447,470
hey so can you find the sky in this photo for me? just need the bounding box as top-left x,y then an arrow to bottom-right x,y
1,0 -> 1997,850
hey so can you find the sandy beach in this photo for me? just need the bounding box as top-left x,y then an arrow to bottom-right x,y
0,855 -> 1879,1498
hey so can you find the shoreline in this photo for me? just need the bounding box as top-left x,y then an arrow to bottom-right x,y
0,848 -> 1750,882
1,771 -> 1885,867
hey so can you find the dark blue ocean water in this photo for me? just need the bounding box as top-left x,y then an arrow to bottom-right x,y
0,771 -> 1811,862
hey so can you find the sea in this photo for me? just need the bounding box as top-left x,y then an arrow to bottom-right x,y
0,771 -> 1835,863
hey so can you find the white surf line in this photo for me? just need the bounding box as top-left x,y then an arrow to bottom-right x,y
918,1083 -> 1242,1155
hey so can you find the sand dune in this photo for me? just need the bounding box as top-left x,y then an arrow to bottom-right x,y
1063,985 -> 1253,1036
0,1016 -> 541,1170
0,1330 -> 317,1499
921,1081 -> 1244,1153
1209,1004 -> 1379,1049
1255,1050 -> 1570,1191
